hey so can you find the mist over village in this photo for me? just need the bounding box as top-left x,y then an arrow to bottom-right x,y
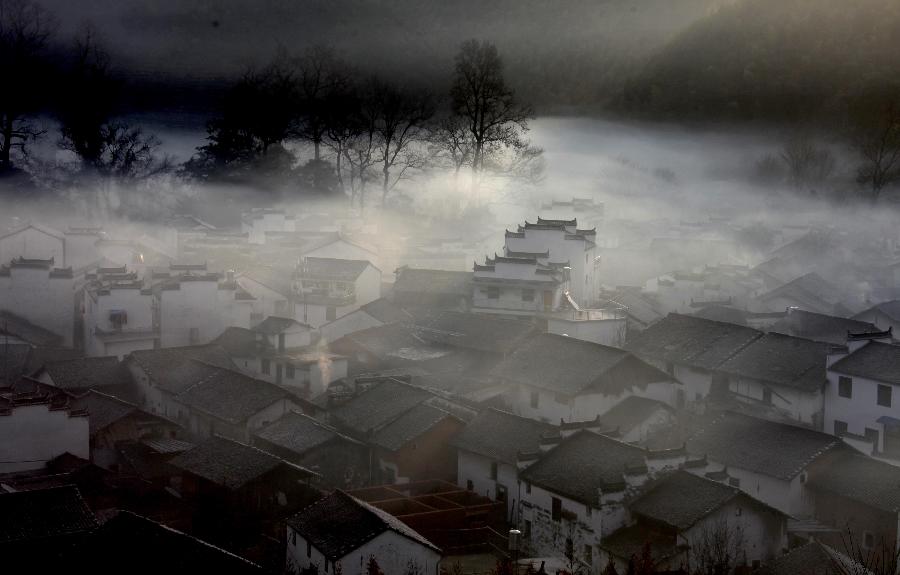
4,1 -> 900,574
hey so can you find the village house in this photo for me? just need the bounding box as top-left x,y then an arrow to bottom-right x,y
503,218 -> 600,307
169,435 -> 319,529
495,333 -> 677,424
806,447 -> 900,557
517,430 -> 682,569
596,395 -> 676,444
715,333 -> 830,427
156,264 -> 254,348
63,226 -> 107,271
452,408 -> 557,522
599,471 -> 788,572
625,313 -> 762,409
770,307 -> 878,345
329,377 -> 474,484
34,356 -> 128,397
318,297 -> 414,343
242,208 -> 297,245
472,254 -> 567,316
71,390 -> 179,469
0,222 -> 66,265
684,411 -> 843,518
824,329 -> 900,460
293,257 -> 381,328
236,264 -> 296,324
82,265 -> 158,357
286,490 -> 442,575
253,411 -> 368,489
0,257 -> 75,347
0,390 -> 89,473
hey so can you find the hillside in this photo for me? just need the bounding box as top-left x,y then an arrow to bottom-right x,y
621,0 -> 900,122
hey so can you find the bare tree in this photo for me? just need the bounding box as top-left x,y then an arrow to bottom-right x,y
372,80 -> 434,205
780,133 -> 836,192
851,91 -> 900,201
343,77 -> 382,209
450,39 -> 533,187
834,529 -> 900,575
429,114 -> 474,191
0,0 -> 54,173
688,517 -> 745,575
293,44 -> 348,161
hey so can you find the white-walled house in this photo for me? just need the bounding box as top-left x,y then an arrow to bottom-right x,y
716,333 -> 830,428
286,490 -> 441,575
242,208 -> 296,245
83,266 -> 157,358
157,268 -> 253,348
293,257 -> 381,328
600,471 -> 788,572
453,408 -> 557,522
0,258 -> 75,347
318,298 -> 413,343
685,411 -> 842,518
495,333 -> 678,424
824,330 -> 900,461
596,395 -> 675,444
503,218 -> 599,307
237,265 -> 296,325
0,392 -> 89,473
0,222 -> 65,265
472,254 -> 566,316
625,314 -> 762,409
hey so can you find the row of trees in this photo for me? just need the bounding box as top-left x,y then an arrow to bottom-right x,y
185,40 -> 541,207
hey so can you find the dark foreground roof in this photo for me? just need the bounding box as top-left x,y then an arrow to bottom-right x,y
41,356 -> 127,392
807,449 -> 900,512
0,485 -> 97,544
129,345 -> 236,393
687,411 -> 840,480
770,309 -> 878,345
758,541 -> 861,575
254,411 -> 356,455
287,490 -> 439,560
598,396 -> 673,435
329,378 -> 434,435
86,511 -> 262,573
716,332 -> 828,392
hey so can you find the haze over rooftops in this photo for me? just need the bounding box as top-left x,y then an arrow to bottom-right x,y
392,267 -> 473,297
298,257 -> 375,280
174,365 -> 289,424
770,308 -> 878,345
329,378 -> 435,435
717,332 -> 828,392
128,345 -> 236,393
416,311 -> 537,355
252,315 -> 309,335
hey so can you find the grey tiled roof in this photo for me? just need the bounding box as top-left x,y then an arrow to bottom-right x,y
520,431 -> 647,502
417,311 -> 538,355
452,408 -> 556,465
770,309 -> 877,345
758,541 -> 861,575
71,390 -> 142,434
717,332 -> 829,392
286,490 -> 439,560
254,411 -> 351,455
829,341 -> 900,385
686,411 -> 839,480
807,449 -> 900,512
359,298 -> 414,324
329,378 -> 434,435
42,356 -> 127,392
0,310 -> 64,346
625,313 -> 762,370
174,366 -> 288,424
0,485 -> 98,544
169,436 -> 314,489
598,396 -> 673,436
129,345 -> 237,394
493,333 -> 669,397
629,471 -> 744,530
371,403 -> 455,451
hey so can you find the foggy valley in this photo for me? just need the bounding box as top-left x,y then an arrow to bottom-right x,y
2,1 -> 900,574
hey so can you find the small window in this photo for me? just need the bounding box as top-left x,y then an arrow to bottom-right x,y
487,287 -> 500,300
878,385 -> 892,407
522,289 -> 535,302
286,365 -> 296,379
838,376 -> 853,398
261,359 -> 271,375
326,306 -> 336,321
530,391 -> 539,409
762,388 -> 773,405
864,531 -> 875,549
834,420 -> 848,436
552,497 -> 562,522
490,461 -> 498,480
